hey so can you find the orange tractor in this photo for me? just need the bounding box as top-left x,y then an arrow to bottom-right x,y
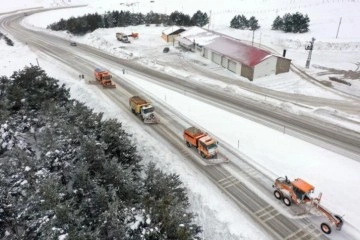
93,68 -> 116,88
273,176 -> 344,234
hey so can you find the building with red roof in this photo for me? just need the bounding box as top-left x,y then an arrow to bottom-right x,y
177,27 -> 291,80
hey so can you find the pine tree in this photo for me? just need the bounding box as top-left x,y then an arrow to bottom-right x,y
292,12 -> 310,33
143,163 -> 202,239
191,10 -> 209,27
249,16 -> 260,31
272,16 -> 283,30
0,66 -> 203,240
168,11 -> 191,26
282,13 -> 293,32
230,15 -> 240,29
273,12 -> 310,33
238,14 -> 249,29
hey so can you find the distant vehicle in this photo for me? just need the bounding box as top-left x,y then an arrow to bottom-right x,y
163,47 -> 169,53
116,33 -> 130,43
70,42 -> 77,46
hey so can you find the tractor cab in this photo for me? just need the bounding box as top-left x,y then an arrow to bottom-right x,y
291,178 -> 314,203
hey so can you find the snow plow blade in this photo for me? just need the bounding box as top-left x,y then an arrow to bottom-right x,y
144,117 -> 160,124
102,84 -> 116,89
87,80 -> 116,88
204,156 -> 229,165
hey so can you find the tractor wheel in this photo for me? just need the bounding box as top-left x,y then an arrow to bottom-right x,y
186,141 -> 191,147
283,196 -> 291,206
200,151 -> 206,158
274,190 -> 282,200
321,223 -> 331,234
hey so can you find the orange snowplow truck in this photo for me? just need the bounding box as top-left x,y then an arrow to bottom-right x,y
94,68 -> 116,88
184,127 -> 218,158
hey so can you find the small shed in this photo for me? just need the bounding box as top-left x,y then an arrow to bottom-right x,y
161,26 -> 186,43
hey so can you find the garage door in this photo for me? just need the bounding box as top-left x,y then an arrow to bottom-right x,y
212,52 -> 222,65
221,57 -> 227,67
228,60 -> 236,72
203,48 -> 209,58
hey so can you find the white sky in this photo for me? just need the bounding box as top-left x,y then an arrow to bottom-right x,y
1,0 -> 360,239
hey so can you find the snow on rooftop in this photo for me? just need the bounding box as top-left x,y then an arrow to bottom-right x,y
162,26 -> 183,35
206,37 -> 273,66
178,26 -> 220,46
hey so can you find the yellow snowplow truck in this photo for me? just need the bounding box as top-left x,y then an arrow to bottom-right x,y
129,96 -> 159,124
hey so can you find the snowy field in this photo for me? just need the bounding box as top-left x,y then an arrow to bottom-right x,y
1,0 -> 360,239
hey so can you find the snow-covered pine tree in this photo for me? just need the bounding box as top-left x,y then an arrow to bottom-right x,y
272,16 -> 284,30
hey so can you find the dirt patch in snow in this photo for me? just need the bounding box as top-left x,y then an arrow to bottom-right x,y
314,64 -> 360,80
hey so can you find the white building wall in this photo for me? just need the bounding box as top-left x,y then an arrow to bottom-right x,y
201,49 -> 241,75
236,63 -> 241,75
253,56 -> 277,79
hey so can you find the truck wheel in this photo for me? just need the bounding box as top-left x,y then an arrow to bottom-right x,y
283,196 -> 291,206
186,142 -> 191,147
131,109 -> 135,114
321,223 -> 331,234
200,152 -> 206,158
274,190 -> 282,200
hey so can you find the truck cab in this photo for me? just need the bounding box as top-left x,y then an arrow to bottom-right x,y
129,96 -> 159,123
197,135 -> 218,157
140,104 -> 155,120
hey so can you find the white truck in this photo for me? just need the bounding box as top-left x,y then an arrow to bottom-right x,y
129,96 -> 159,124
116,32 -> 130,43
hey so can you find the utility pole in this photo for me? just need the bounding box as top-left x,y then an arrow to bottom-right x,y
305,37 -> 315,69
252,30 -> 255,46
208,10 -> 211,30
259,31 -> 262,48
336,17 -> 342,39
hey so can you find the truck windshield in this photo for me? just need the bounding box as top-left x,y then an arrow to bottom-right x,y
103,75 -> 111,80
143,107 -> 154,114
207,143 -> 217,150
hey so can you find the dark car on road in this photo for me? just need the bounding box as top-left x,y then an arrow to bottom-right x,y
70,42 -> 77,46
